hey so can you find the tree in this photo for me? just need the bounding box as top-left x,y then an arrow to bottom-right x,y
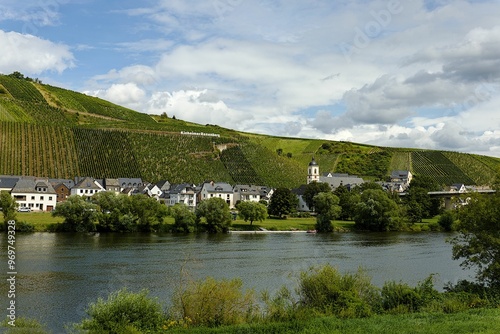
52,195 -> 98,232
171,203 -> 196,233
267,188 -> 298,219
196,197 -> 232,233
450,192 -> 500,287
303,181 -> 331,212
313,192 -> 341,232
405,175 -> 441,222
0,191 -> 17,225
354,189 -> 401,231
128,195 -> 168,232
236,201 -> 268,225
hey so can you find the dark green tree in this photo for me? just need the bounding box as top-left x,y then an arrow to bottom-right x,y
0,191 -> 17,225
171,203 -> 196,233
334,185 -> 360,221
236,201 -> 268,225
128,195 -> 168,232
303,181 -> 331,212
196,197 -> 232,233
267,188 -> 298,219
451,192 -> 500,287
313,192 -> 341,232
52,195 -> 98,232
354,189 -> 402,231
405,175 -> 441,222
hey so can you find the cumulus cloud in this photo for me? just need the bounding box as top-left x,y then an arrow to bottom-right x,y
85,83 -> 146,109
0,30 -> 74,75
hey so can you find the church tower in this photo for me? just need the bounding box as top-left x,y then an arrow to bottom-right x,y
307,157 -> 319,184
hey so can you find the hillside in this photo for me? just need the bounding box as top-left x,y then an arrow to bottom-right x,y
0,73 -> 499,188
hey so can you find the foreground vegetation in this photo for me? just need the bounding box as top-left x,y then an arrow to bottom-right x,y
2,265 -> 499,334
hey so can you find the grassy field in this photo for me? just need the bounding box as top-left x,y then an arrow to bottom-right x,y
167,309 -> 500,334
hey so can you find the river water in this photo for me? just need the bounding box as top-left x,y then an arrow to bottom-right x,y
1,231 -> 472,333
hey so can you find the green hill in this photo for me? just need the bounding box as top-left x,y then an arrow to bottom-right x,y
0,73 -> 499,188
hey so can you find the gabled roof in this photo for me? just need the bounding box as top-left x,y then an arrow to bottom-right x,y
49,178 -> 75,188
168,183 -> 195,194
118,178 -> 143,188
233,184 -> 262,195
73,177 -> 103,190
12,177 -> 56,194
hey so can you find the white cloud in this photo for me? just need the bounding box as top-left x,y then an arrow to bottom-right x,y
85,83 -> 146,109
0,30 -> 74,75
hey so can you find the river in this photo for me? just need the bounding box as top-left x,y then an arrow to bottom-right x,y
1,231 -> 472,333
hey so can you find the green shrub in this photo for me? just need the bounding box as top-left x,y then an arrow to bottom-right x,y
171,276 -> 258,327
381,275 -> 440,313
438,211 -> 456,231
76,288 -> 165,333
261,286 -> 299,322
297,265 -> 379,318
13,221 -> 35,233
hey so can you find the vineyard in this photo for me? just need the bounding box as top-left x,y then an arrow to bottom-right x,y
0,73 -> 499,188
411,151 -> 475,186
0,122 -> 80,178
72,128 -> 142,178
220,146 -> 264,185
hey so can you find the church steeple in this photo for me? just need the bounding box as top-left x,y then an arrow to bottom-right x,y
307,157 -> 319,184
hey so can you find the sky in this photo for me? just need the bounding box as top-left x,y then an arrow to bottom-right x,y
1,0 -> 500,158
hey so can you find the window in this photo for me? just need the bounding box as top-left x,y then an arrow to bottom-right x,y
49,196 -> 53,201
40,196 -> 44,200
31,196 -> 35,200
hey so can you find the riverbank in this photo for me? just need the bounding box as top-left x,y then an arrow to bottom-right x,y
9,212 -> 439,233
165,309 -> 500,334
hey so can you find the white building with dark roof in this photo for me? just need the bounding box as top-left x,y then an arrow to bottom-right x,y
71,177 -> 105,197
198,181 -> 235,207
11,177 -> 57,211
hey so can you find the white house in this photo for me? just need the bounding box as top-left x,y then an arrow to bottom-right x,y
233,184 -> 263,203
11,177 -> 57,212
163,183 -> 197,210
198,181 -> 235,208
71,177 -> 105,197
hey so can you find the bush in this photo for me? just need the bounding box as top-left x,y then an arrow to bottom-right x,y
297,265 -> 379,318
438,211 -> 456,231
13,221 -> 35,233
76,289 -> 165,333
381,275 -> 440,313
171,276 -> 258,327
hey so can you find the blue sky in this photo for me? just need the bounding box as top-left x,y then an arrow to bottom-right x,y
1,0 -> 500,157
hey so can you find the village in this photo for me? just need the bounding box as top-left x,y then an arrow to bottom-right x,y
0,157 -> 477,214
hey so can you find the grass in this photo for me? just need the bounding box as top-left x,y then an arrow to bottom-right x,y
166,308 -> 500,334
8,214 -> 443,233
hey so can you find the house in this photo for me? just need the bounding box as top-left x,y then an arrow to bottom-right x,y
390,170 -> 413,187
449,183 -> 467,193
233,184 -> 263,203
198,181 -> 235,208
163,183 -> 197,209
11,177 -> 57,211
134,183 -> 163,199
156,180 -> 171,192
96,178 -> 121,193
291,184 -> 311,212
71,177 -> 105,197
118,178 -> 144,189
0,176 -> 20,193
49,179 -> 75,202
